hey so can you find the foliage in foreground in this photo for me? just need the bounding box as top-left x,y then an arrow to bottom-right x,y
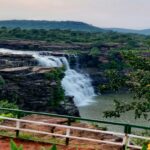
10,140 -> 57,150
9,139 -> 149,150
104,52 -> 150,120
10,140 -> 23,150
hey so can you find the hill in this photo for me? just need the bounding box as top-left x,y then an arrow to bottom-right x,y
0,20 -> 104,32
1,20 -> 150,35
106,28 -> 150,35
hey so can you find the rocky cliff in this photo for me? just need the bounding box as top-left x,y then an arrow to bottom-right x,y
0,53 -> 79,116
0,40 -> 119,51
0,53 -> 37,69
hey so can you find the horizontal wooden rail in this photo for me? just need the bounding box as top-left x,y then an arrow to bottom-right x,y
0,108 -> 149,149
0,107 -> 150,130
0,116 -> 149,149
0,116 -> 125,146
0,116 -> 125,136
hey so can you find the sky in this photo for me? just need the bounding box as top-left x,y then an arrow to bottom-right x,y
0,0 -> 150,29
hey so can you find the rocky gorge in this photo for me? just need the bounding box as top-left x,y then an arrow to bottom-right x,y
0,46 -> 135,116
0,52 -> 79,116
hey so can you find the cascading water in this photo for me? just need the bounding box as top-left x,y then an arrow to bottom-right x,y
0,48 -> 96,106
34,54 -> 96,106
61,57 -> 96,106
33,55 -> 63,68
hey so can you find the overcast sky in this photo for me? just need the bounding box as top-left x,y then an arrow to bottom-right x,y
0,0 -> 150,29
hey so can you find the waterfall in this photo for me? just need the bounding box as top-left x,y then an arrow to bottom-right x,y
35,54 -> 96,106
61,57 -> 96,106
0,48 -> 96,106
33,55 -> 63,68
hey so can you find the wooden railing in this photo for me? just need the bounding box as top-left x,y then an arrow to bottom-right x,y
0,108 -> 150,149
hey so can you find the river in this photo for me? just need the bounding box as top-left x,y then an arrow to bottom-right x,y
78,92 -> 150,132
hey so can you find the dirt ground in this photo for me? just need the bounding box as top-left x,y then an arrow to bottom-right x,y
0,115 -> 125,150
0,136 -> 123,150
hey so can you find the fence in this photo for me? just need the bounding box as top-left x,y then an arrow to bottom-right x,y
0,108 -> 150,149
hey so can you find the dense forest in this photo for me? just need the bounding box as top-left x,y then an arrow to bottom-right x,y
0,27 -> 150,50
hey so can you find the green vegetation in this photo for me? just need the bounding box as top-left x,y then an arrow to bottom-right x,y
10,140 -> 58,150
91,122 -> 107,131
0,100 -> 18,117
104,52 -> 150,120
45,68 -> 65,107
0,75 -> 5,86
0,27 -> 150,51
0,100 -> 18,111
89,47 -> 100,56
10,140 -> 23,150
44,68 -> 65,81
98,51 -> 127,93
99,69 -> 126,92
0,25 -> 149,120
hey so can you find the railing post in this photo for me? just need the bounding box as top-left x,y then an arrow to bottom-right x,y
16,112 -> 21,138
51,126 -> 56,138
65,118 -> 71,146
123,125 -> 131,150
124,125 -> 131,134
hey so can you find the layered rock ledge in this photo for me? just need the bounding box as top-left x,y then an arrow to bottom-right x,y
0,53 -> 37,69
0,66 -> 79,116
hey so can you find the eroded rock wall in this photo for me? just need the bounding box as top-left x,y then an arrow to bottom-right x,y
0,53 -> 79,116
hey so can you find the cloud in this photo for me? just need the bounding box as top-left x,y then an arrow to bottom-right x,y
0,0 -> 150,29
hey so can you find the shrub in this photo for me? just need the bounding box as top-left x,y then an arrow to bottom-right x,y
89,47 -> 100,56
0,75 -> 5,86
0,100 -> 18,117
10,140 -> 58,150
10,140 -> 23,150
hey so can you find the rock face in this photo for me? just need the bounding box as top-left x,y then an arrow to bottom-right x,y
0,40 -> 120,51
0,40 -> 89,51
0,53 -> 79,116
0,53 -> 37,69
68,54 -> 107,92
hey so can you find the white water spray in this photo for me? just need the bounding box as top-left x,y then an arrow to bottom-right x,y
61,57 -> 96,106
0,48 -> 96,106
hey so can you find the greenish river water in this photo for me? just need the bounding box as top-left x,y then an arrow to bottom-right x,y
78,92 -> 149,132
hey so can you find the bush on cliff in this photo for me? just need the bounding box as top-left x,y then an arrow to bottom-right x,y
44,68 -> 64,81
89,47 -> 100,56
45,68 -> 65,107
0,100 -> 18,117
0,75 -> 5,86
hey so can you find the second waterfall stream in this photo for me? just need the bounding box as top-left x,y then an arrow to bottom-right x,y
0,49 -> 96,106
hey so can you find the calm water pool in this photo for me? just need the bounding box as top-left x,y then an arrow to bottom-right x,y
78,92 -> 149,132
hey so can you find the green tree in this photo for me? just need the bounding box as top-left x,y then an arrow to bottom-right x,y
104,52 -> 150,119
89,47 -> 100,56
